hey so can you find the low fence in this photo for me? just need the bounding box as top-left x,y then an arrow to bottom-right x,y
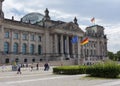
0,59 -> 76,72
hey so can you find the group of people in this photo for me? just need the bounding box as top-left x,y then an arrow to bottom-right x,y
17,62 -> 50,74
30,63 -> 39,71
44,63 -> 49,71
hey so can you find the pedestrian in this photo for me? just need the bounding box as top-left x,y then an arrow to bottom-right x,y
26,63 -> 28,68
44,63 -> 47,71
17,64 -> 21,74
44,63 -> 49,71
1,65 -> 5,72
46,63 -> 50,71
36,63 -> 39,70
31,64 -> 33,71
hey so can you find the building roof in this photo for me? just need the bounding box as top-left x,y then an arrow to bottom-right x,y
86,25 -> 104,29
21,12 -> 44,24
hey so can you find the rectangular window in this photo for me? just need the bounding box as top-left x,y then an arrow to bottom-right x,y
22,34 -> 27,40
4,32 -> 9,38
38,36 -> 41,42
14,33 -> 19,39
31,35 -> 34,41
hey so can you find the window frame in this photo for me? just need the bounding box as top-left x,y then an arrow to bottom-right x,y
4,42 -> 9,54
22,43 -> 27,54
22,34 -> 27,40
4,32 -> 9,38
14,33 -> 19,39
13,43 -> 18,54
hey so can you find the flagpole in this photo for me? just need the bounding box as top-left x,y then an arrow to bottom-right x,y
91,17 -> 95,25
94,18 -> 95,25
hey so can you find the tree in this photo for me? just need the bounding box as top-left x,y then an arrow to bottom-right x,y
116,51 -> 120,61
108,51 -> 115,60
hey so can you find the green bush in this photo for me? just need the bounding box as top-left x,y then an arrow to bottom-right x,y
86,61 -> 120,78
53,61 -> 120,78
53,66 -> 87,75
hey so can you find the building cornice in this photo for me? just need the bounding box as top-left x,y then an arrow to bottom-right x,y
3,18 -> 44,30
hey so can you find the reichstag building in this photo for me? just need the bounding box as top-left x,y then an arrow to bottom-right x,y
0,0 -> 107,65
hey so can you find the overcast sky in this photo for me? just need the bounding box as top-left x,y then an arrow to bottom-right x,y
2,0 -> 120,53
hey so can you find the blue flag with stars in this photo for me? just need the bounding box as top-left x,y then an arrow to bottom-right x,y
71,36 -> 78,43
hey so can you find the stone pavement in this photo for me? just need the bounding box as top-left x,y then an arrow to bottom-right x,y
0,67 -> 120,86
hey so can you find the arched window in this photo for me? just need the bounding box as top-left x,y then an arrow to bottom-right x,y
15,58 -> 19,63
38,45 -> 41,55
5,58 -> 9,63
32,58 -> 35,62
4,42 -> 9,54
22,43 -> 27,54
24,59 -> 27,63
13,43 -> 18,54
30,44 -> 34,54
40,59 -> 42,61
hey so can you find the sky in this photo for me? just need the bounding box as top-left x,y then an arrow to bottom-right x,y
2,0 -> 120,53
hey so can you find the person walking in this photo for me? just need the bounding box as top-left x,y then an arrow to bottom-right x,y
1,65 -> 5,72
36,63 -> 39,70
44,63 -> 49,71
17,64 -> 21,74
30,64 -> 33,71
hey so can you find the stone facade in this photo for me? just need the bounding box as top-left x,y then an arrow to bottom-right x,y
0,0 -> 107,65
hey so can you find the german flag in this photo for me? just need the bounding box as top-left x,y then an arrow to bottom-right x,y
91,17 -> 95,23
80,37 -> 89,45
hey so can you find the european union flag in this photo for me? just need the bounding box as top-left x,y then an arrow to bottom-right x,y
71,36 -> 78,43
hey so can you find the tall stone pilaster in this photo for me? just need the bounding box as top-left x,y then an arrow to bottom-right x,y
72,36 -> 75,58
54,34 -> 58,55
45,30 -> 50,56
0,25 -> 4,52
60,34 -> 64,61
19,31 -> 22,53
77,37 -> 81,64
66,36 -> 70,58
35,33 -> 38,54
10,30 -> 13,53
60,35 -> 63,54
0,0 -> 4,19
27,33 -> 30,54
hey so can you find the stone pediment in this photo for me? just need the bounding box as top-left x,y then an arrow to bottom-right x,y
50,21 -> 84,33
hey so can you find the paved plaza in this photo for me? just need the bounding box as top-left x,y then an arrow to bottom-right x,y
0,66 -> 120,86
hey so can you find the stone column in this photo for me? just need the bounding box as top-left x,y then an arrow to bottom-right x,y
35,33 -> 38,54
0,25 -> 4,52
60,35 -> 63,54
45,30 -> 50,57
80,37 -> 84,64
66,36 -> 70,58
0,0 -> 4,18
72,37 -> 75,58
96,40 -> 100,58
60,34 -> 64,61
88,42 -> 90,58
77,37 -> 81,64
10,30 -> 13,53
105,41 -> 108,60
19,31 -> 22,54
81,40 -> 83,58
27,32 -> 30,54
105,42 -> 107,56
54,34 -> 58,55
0,0 -> 4,11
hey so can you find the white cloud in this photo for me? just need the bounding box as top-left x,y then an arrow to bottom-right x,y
104,23 -> 120,53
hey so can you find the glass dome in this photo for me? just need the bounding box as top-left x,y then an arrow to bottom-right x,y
22,12 -> 44,24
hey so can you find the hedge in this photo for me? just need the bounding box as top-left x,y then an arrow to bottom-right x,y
53,66 -> 87,75
86,61 -> 120,78
53,61 -> 120,78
